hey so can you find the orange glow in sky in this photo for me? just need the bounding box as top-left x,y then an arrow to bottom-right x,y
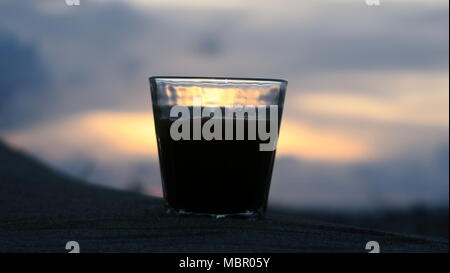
4,110 -> 372,164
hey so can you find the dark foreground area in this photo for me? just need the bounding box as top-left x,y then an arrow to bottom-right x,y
0,141 -> 448,253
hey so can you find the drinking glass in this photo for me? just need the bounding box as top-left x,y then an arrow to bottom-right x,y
149,77 -> 287,218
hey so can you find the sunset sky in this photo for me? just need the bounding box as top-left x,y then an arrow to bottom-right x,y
0,0 -> 448,210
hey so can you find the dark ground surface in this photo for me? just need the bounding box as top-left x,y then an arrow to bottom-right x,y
0,141 -> 448,253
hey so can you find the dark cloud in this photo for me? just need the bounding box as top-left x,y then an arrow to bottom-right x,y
0,0 -> 158,128
0,30 -> 44,100
239,4 -> 449,75
0,29 -> 49,130
194,33 -> 224,56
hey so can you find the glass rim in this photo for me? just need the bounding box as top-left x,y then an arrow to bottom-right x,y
149,76 -> 288,85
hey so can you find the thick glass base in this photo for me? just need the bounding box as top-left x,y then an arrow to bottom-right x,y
165,206 -> 264,220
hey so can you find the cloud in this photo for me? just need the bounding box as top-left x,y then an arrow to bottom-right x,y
294,89 -> 449,127
0,29 -> 50,130
0,1 -> 447,121
1,0 -> 447,91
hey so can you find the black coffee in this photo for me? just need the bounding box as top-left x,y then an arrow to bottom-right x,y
155,114 -> 277,215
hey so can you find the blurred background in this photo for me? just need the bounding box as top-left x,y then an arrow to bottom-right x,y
0,0 -> 448,238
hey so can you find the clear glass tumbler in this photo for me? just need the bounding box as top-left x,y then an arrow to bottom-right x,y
149,77 -> 287,218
